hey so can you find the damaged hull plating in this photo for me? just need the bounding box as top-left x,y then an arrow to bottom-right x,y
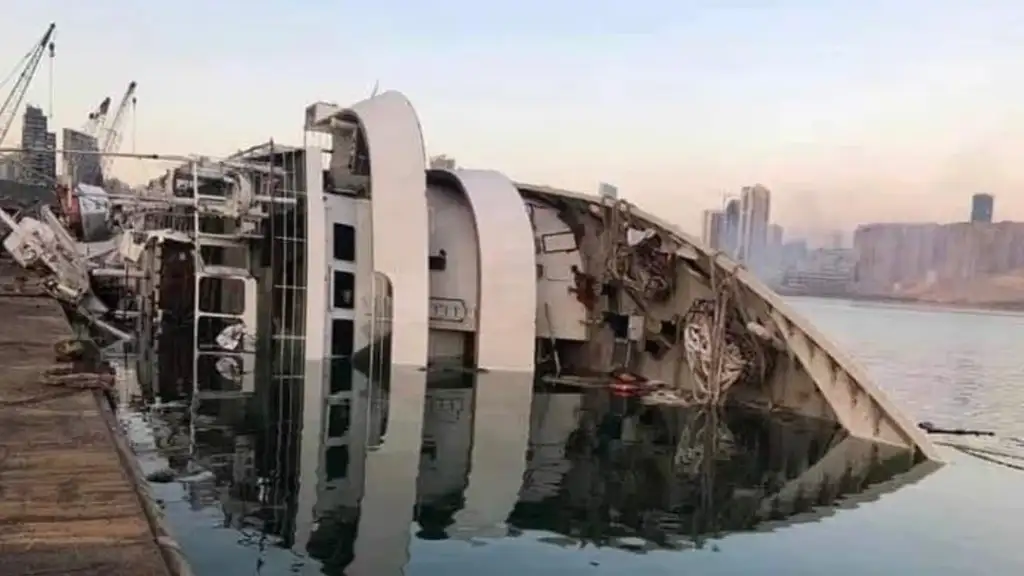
513,184 -> 939,458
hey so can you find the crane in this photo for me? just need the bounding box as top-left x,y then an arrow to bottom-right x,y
82,97 -> 111,139
99,81 -> 136,177
62,96 -> 111,186
0,23 -> 55,148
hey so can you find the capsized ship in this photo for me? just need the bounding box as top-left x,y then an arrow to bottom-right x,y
0,90 -> 938,463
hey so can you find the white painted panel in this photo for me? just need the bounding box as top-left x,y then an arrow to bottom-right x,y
428,329 -> 466,363
455,170 -> 537,372
295,147 -> 325,552
529,203 -> 588,341
540,231 -> 577,253
353,199 -> 374,353
426,184 -> 478,333
347,91 -> 430,369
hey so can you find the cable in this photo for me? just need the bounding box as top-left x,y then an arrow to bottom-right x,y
131,95 -> 137,154
935,440 -> 1024,474
47,40 -> 55,119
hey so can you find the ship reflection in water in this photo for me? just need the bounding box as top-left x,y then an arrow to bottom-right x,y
137,367 -> 936,575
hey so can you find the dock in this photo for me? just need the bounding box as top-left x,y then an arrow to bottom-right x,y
0,265 -> 183,575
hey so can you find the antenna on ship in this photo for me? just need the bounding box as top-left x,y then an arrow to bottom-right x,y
370,80 -> 380,98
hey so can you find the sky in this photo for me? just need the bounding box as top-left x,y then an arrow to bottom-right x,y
5,0 -> 1024,239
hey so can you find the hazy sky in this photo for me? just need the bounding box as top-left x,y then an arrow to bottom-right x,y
6,1 -> 1024,237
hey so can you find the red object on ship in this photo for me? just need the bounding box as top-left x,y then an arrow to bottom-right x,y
608,369 -> 660,397
54,183 -> 85,239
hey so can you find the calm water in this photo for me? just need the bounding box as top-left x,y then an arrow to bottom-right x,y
122,298 -> 1024,575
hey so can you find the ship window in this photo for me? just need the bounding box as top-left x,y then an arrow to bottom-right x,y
197,277 -> 246,315
325,445 -> 349,480
200,245 -> 248,267
333,224 -> 355,262
330,358 -> 353,393
197,316 -> 243,350
331,319 -> 354,355
195,353 -> 244,392
328,402 -> 350,438
333,271 -> 355,309
428,249 -> 447,272
330,319 -> 354,393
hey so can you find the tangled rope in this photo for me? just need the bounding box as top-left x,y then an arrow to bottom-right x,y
672,407 -> 736,473
675,257 -> 752,405
681,299 -> 747,403
603,200 -> 675,304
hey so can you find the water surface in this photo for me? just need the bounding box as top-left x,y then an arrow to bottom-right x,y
122,298 -> 1024,575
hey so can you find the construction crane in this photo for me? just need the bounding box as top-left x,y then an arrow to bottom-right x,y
99,81 -> 136,177
0,23 -> 55,148
61,96 -> 111,186
82,97 -> 111,139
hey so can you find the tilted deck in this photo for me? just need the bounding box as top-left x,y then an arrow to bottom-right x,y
0,265 -> 182,576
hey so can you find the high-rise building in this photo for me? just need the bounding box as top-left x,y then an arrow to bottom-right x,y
63,128 -> 103,185
738,184 -> 771,266
970,193 -> 994,223
829,230 -> 845,249
701,209 -> 725,250
768,224 -> 784,249
0,154 -> 20,181
20,105 -> 56,185
723,198 -> 740,256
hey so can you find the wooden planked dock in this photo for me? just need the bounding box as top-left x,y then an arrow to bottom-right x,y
0,270 -> 182,575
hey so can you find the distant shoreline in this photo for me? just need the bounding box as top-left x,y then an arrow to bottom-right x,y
775,289 -> 1024,313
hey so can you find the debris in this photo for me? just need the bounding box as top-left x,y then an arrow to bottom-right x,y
608,369 -> 664,397
54,337 -> 86,362
145,468 -> 175,483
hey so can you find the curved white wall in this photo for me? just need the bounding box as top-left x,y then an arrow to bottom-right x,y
346,91 -> 430,368
451,169 -> 537,372
425,183 -> 479,333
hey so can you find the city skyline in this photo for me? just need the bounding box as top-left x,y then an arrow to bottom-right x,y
6,1 -> 1024,234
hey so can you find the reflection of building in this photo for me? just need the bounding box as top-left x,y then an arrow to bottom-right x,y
970,193 -> 994,223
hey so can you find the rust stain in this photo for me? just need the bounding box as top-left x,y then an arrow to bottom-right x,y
569,265 -> 599,311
